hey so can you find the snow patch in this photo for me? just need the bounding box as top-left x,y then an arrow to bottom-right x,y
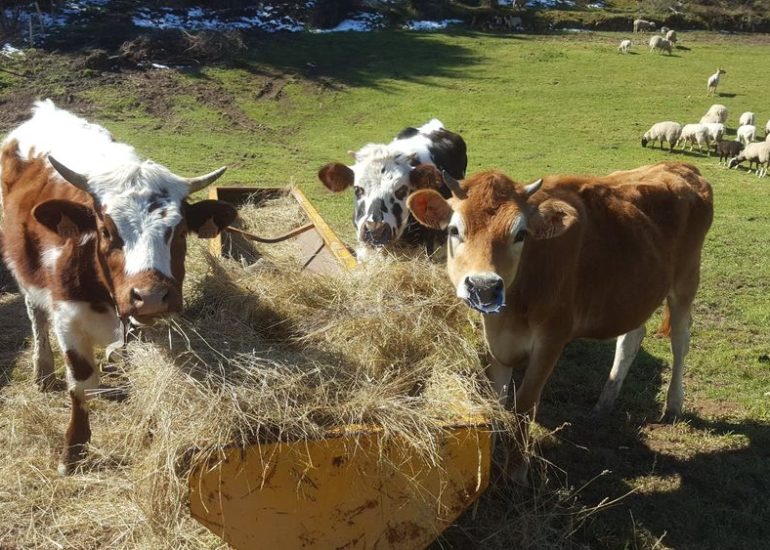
131,5 -> 304,33
313,12 -> 385,33
404,19 -> 463,31
1,43 -> 24,58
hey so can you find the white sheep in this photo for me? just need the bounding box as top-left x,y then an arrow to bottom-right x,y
677,124 -> 711,154
737,124 -> 757,145
765,119 -> 770,137
700,104 -> 729,124
728,141 -> 770,176
660,26 -> 670,34
641,121 -> 682,151
649,35 -> 672,54
634,18 -> 656,33
707,68 -> 726,96
665,29 -> 677,43
618,39 -> 632,54
739,112 -> 756,127
702,122 -> 725,143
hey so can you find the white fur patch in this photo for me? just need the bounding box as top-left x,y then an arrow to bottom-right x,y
41,246 -> 63,269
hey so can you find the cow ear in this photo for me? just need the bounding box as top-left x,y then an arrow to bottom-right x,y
186,200 -> 238,239
318,163 -> 354,192
528,199 -> 578,240
410,164 -> 444,190
33,200 -> 96,238
407,189 -> 453,230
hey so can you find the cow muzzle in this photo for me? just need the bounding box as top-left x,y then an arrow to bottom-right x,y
127,282 -> 179,320
460,274 -> 506,314
362,221 -> 393,247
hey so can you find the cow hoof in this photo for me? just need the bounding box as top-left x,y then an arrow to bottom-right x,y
58,445 -> 88,476
588,405 -> 609,422
659,410 -> 681,424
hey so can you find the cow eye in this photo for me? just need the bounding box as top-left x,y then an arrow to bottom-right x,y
100,227 -> 111,240
513,229 -> 528,243
354,186 -> 365,199
448,226 -> 461,239
395,185 -> 408,200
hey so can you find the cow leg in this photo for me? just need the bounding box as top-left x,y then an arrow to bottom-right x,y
662,294 -> 693,423
505,342 -> 565,485
591,325 -> 646,418
25,295 -> 58,391
486,357 -> 513,407
53,308 -> 99,475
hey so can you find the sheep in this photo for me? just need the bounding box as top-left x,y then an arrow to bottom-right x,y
728,141 -> 770,176
649,35 -> 672,55
714,140 -> 742,166
641,121 -> 682,152
665,29 -> 677,43
700,104 -> 729,124
765,119 -> 770,137
702,122 -> 725,143
739,112 -> 756,127
660,26 -> 670,34
707,68 -> 726,96
618,39 -> 632,54
634,18 -> 656,33
677,124 -> 711,154
736,124 -> 756,146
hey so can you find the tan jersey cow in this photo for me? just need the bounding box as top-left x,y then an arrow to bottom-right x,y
407,162 -> 713,479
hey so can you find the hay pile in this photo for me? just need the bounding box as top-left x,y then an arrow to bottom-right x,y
0,193 -> 518,548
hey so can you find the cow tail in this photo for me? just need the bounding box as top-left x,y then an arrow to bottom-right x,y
658,301 -> 672,337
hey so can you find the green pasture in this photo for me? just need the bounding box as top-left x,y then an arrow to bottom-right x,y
4,29 -> 770,548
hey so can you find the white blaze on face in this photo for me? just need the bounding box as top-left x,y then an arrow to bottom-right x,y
97,163 -> 190,278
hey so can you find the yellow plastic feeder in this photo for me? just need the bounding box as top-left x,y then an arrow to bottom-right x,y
191,187 -> 491,549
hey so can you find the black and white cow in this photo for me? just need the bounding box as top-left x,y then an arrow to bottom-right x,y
318,119 -> 467,259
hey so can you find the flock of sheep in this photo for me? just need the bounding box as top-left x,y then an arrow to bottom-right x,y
622,21 -> 770,176
642,106 -> 770,177
618,20 -> 677,55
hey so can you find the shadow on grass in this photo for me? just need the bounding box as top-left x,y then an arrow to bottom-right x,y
533,338 -> 770,549
0,290 -> 27,391
234,31 -> 482,89
719,92 -> 738,98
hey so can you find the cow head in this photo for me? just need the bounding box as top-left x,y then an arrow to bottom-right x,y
407,170 -> 578,314
318,145 -> 443,250
37,156 -> 236,324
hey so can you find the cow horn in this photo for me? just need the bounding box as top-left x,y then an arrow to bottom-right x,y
442,170 -> 467,199
48,155 -> 89,191
524,178 -> 543,197
184,166 -> 227,194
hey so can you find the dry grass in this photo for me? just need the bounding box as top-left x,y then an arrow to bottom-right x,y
0,194 -> 528,548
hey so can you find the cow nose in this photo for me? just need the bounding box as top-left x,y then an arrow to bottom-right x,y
363,221 -> 392,246
130,285 -> 170,315
463,274 -> 506,314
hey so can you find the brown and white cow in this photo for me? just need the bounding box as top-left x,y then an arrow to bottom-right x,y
407,161 -> 713,479
0,100 -> 237,474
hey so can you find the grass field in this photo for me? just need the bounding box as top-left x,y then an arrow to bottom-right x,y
1,29 -> 770,548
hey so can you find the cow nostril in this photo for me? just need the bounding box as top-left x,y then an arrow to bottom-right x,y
130,288 -> 143,305
161,289 -> 169,303
465,277 -> 475,290
493,278 -> 504,292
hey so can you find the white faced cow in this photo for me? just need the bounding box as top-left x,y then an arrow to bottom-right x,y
0,100 -> 237,474
407,161 -> 713,481
317,119 -> 467,260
